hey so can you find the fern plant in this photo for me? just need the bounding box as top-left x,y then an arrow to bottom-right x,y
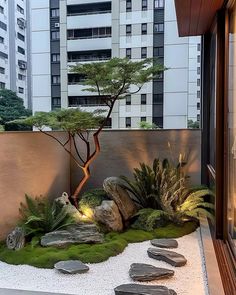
19,195 -> 76,236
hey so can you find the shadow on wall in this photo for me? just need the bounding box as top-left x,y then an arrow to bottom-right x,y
70,130 -> 201,194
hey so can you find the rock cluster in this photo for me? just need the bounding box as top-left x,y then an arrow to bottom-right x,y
6,227 -> 25,250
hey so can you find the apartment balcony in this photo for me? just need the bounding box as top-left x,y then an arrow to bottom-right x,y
67,13 -> 111,30
68,37 -> 112,52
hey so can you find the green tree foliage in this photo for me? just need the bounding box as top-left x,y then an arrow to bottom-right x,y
16,58 -> 165,206
0,89 -> 31,130
139,121 -> 158,129
19,195 -> 75,237
188,119 -> 200,129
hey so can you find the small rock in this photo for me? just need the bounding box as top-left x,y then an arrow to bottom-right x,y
151,239 -> 178,249
114,284 -> 176,295
129,263 -> 174,282
54,260 -> 89,274
41,224 -> 104,247
6,227 -> 25,250
103,177 -> 137,221
147,248 -> 187,267
94,200 -> 123,232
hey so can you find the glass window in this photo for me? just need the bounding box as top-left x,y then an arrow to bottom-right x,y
197,67 -> 201,75
52,54 -> 60,62
197,79 -> 201,86
154,47 -> 164,57
126,95 -> 131,105
126,48 -> 131,59
0,6 -> 4,14
154,23 -> 164,33
126,117 -> 131,128
18,46 -> 25,55
141,23 -> 147,35
126,0 -> 132,12
52,75 -> 60,84
17,5 -> 24,14
0,82 -> 5,89
154,0 -> 164,9
197,102 -> 200,110
51,9 -> 59,18
0,67 -> 5,74
0,36 -> 4,44
141,94 -> 147,105
51,31 -> 60,40
142,0 -> 148,11
141,47 -> 147,58
141,117 -> 146,122
126,25 -> 132,35
18,87 -> 24,94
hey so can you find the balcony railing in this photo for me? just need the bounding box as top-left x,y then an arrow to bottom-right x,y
67,10 -> 111,17
67,34 -> 111,40
68,56 -> 111,62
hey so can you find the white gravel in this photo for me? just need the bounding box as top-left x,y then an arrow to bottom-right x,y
0,229 -> 208,295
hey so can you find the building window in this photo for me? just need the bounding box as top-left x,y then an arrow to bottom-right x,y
197,90 -> 201,98
52,54 -> 60,62
141,23 -> 147,35
156,71 -> 164,80
51,8 -> 59,18
0,82 -> 5,89
126,48 -> 131,59
17,33 -> 25,42
17,18 -> 26,29
126,24 -> 132,36
0,6 -> 4,14
197,55 -> 201,63
0,37 -> 4,44
142,0 -> 148,10
17,5 -> 24,15
0,67 -> 5,74
197,78 -> 201,86
52,97 -> 61,110
197,43 -> 201,51
17,46 -> 25,55
154,47 -> 164,57
197,67 -> 201,75
141,94 -> 147,105
197,102 -> 200,110
154,0 -> 164,9
141,47 -> 147,58
197,114 -> 200,122
52,75 -> 60,85
141,117 -> 146,122
68,27 -> 111,40
126,117 -> 131,128
0,51 -> 8,59
18,87 -> 24,94
0,21 -> 7,31
126,0 -> 132,12
51,31 -> 60,40
153,117 -> 163,128
126,95 -> 131,105
154,23 -> 164,33
153,94 -> 163,104
18,74 -> 26,80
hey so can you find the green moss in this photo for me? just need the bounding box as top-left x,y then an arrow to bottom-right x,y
0,221 -> 198,268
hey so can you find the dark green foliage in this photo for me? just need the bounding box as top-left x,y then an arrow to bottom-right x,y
78,189 -> 108,218
188,120 -> 200,129
19,195 -> 75,237
0,222 -> 197,268
0,89 -> 31,130
131,209 -> 168,231
121,158 -> 215,225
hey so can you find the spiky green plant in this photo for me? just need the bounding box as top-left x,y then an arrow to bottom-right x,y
19,195 -> 76,237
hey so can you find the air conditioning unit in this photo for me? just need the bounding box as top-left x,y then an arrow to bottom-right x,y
18,60 -> 27,70
55,23 -> 60,28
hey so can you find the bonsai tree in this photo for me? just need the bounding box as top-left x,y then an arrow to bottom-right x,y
15,58 -> 164,207
0,89 -> 31,130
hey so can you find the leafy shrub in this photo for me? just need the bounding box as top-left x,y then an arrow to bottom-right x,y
78,189 -> 108,219
19,195 -> 75,237
131,208 -> 168,231
121,158 -> 214,225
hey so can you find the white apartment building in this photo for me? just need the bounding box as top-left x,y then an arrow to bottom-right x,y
0,0 -> 31,108
31,0 -> 201,129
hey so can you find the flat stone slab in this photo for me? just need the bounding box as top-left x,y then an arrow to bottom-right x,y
114,284 -> 177,295
129,263 -> 174,282
147,248 -> 187,267
41,224 -> 104,247
151,239 -> 178,249
54,260 -> 89,274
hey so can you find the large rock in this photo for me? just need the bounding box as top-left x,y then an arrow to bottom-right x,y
103,177 -> 137,221
41,224 -> 104,247
114,284 -> 177,295
151,239 -> 178,249
94,200 -> 123,232
147,248 -> 187,267
129,263 -> 174,282
55,192 -> 80,215
6,227 -> 25,250
54,260 -> 89,274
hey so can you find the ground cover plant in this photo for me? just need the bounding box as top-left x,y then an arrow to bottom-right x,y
0,221 -> 197,268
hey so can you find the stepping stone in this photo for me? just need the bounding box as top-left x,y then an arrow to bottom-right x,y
151,239 -> 178,249
114,284 -> 177,295
54,260 -> 89,274
129,263 -> 174,282
147,248 -> 187,267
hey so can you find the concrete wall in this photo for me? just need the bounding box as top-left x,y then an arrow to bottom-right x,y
0,132 -> 70,240
0,129 -> 201,239
71,130 -> 201,193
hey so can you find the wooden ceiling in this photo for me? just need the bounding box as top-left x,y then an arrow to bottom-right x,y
175,0 -> 224,36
